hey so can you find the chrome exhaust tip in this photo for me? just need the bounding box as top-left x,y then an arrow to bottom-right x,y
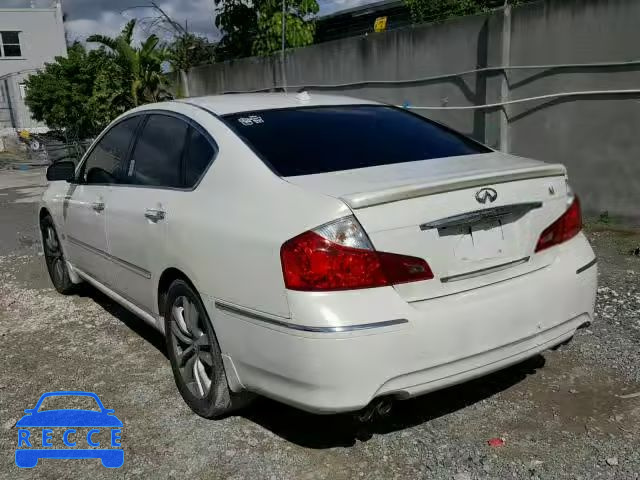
375,398 -> 393,416
355,398 -> 393,422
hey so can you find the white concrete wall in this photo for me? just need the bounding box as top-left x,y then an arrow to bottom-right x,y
0,2 -> 67,131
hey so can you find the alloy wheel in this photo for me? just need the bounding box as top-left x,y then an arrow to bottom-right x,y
43,225 -> 65,285
169,296 -> 214,398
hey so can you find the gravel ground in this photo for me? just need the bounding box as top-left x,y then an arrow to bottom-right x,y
0,168 -> 638,479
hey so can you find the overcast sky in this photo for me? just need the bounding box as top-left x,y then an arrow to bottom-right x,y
5,0 -> 373,42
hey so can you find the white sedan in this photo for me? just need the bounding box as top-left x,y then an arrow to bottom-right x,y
40,93 -> 597,417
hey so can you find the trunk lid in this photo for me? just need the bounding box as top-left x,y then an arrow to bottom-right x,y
285,152 -> 570,302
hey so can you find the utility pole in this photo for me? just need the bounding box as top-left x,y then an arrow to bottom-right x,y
499,0 -> 511,152
281,0 -> 287,92
210,0 -> 217,38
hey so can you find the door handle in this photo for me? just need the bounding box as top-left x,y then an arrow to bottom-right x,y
92,202 -> 105,212
144,208 -> 166,222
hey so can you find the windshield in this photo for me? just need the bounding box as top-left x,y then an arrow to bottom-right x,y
222,105 -> 490,177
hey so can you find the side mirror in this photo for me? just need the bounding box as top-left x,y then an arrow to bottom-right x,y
104,409 -> 115,415
23,409 -> 35,414
46,161 -> 76,182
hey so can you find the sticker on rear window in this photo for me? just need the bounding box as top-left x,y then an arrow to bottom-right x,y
237,115 -> 264,126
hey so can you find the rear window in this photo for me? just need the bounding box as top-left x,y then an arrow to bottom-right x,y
223,105 -> 490,177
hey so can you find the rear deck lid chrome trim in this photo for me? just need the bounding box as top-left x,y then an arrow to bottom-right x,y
420,202 -> 542,230
439,256 -> 531,283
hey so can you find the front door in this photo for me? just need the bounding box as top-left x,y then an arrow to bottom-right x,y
63,116 -> 142,283
62,184 -> 109,282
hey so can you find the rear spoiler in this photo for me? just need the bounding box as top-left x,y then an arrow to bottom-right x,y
340,164 -> 567,209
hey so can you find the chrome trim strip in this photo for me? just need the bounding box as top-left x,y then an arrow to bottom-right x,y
214,301 -> 408,333
67,235 -> 151,279
576,258 -> 597,274
420,202 -> 542,230
409,263 -> 547,302
440,256 -> 530,283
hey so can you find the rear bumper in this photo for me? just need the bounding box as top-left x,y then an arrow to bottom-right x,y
211,234 -> 597,414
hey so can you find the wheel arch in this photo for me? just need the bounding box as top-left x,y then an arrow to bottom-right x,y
38,207 -> 51,245
157,267 -> 200,318
157,267 -> 244,391
39,207 -> 51,221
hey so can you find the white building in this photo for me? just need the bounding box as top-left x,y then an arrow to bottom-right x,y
0,0 -> 67,135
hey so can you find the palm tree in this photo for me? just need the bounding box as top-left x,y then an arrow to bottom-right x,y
88,19 -> 170,106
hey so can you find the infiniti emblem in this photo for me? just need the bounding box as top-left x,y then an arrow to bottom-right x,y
475,187 -> 498,204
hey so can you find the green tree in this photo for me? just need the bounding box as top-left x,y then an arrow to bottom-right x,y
214,0 -> 319,60
87,19 -> 170,107
24,42 -> 110,138
167,32 -> 216,73
139,2 -> 217,72
214,0 -> 257,60
25,20 -> 174,138
88,61 -> 132,130
405,0 -> 491,23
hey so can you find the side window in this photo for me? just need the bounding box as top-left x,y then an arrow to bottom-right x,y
129,114 -> 188,188
184,127 -> 216,188
81,116 -> 141,185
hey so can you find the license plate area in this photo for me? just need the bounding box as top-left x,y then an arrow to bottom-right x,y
444,219 -> 509,261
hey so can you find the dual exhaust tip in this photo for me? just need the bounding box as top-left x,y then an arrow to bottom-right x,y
355,398 -> 394,423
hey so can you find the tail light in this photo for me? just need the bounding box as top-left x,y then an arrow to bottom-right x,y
281,216 -> 433,291
535,196 -> 582,252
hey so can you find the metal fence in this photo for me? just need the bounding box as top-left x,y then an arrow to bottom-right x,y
0,130 -> 91,171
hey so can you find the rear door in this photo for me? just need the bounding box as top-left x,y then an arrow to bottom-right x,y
63,116 -> 141,282
105,113 -> 188,314
105,113 -> 216,316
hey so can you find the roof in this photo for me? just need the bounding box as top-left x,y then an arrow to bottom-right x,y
182,92 -> 381,115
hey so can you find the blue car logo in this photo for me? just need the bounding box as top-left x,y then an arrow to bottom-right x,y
15,391 -> 123,468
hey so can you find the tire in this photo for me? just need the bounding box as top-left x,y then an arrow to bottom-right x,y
164,279 -> 251,418
40,214 -> 74,295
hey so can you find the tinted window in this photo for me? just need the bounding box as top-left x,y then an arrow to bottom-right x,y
223,106 -> 490,177
184,127 -> 215,187
82,116 -> 141,184
129,114 -> 188,187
